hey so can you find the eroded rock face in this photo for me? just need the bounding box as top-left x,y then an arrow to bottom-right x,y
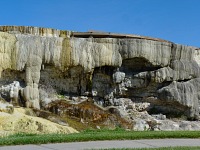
0,26 -> 200,121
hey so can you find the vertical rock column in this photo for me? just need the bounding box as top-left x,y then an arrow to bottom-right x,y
16,34 -> 43,109
23,55 -> 42,109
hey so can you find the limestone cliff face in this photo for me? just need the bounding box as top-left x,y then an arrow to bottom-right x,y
0,26 -> 200,119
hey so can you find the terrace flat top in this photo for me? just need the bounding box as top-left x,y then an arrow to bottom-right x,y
0,26 -> 171,43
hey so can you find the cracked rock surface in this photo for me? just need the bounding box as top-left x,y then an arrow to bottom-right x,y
0,26 -> 200,131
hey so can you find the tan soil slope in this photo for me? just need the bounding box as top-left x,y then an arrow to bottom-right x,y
0,108 -> 78,136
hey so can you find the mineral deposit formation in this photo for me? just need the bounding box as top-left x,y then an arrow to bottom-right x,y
0,26 -> 200,120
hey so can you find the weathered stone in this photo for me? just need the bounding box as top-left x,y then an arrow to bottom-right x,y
151,114 -> 166,120
113,70 -> 125,83
133,119 -> 150,131
0,26 -> 199,123
158,79 -> 200,119
0,99 -> 13,114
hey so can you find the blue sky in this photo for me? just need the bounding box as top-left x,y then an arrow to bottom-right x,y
0,0 -> 199,47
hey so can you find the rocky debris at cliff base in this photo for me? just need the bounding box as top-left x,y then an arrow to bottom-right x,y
111,98 -> 200,131
42,97 -> 200,131
0,96 -> 200,133
45,99 -> 133,130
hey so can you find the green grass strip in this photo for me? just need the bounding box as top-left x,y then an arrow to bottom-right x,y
0,130 -> 200,146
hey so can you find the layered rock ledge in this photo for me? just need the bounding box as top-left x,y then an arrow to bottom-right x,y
0,25 -> 200,123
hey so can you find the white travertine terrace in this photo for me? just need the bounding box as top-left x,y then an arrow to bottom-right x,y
0,26 -> 199,119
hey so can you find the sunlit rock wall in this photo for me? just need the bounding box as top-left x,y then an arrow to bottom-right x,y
0,26 -> 199,119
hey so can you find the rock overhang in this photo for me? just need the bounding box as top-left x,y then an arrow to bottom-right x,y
0,25 -> 199,120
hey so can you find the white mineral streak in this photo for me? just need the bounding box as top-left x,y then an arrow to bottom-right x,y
194,48 -> 200,66
118,39 -> 172,67
70,38 -> 122,72
0,32 -> 17,76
